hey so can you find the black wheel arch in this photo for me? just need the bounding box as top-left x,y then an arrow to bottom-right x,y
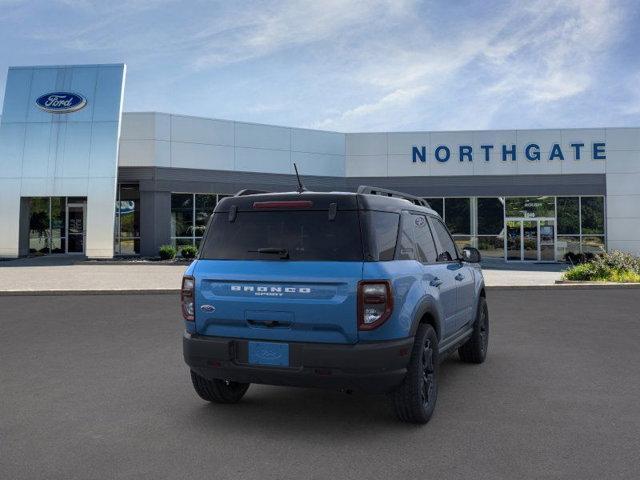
409,298 -> 443,341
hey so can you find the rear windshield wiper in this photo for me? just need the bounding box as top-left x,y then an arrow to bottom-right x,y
248,247 -> 290,259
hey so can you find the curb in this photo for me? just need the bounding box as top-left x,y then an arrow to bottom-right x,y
78,261 -> 191,266
488,283 -> 640,290
0,289 -> 180,296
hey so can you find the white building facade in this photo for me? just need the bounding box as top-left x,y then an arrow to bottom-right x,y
1,64 -> 639,261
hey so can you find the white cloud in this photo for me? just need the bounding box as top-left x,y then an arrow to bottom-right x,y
315,0 -> 625,130
190,0 -> 411,69
482,0 -> 622,104
313,85 -> 429,130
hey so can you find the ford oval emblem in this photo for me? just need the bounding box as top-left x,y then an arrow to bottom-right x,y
35,92 -> 87,114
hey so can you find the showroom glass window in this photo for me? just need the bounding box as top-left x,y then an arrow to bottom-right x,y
505,196 -> 555,218
416,195 -> 606,261
557,197 -> 580,259
555,196 -> 606,256
424,198 -> 443,218
27,196 -> 85,255
580,197 -> 605,254
29,197 -> 55,254
445,198 -> 471,251
171,193 -> 226,248
114,184 -> 140,255
477,197 -> 504,259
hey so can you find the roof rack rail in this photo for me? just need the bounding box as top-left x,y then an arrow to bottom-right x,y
357,185 -> 430,208
234,189 -> 270,197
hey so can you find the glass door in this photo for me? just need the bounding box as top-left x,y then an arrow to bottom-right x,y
504,218 -> 556,261
522,221 -> 538,261
506,220 -> 522,261
66,203 -> 86,254
539,220 -> 556,261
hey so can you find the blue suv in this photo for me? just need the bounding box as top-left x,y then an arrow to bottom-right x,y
182,186 -> 488,423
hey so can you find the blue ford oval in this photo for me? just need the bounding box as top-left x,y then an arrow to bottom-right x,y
35,92 -> 87,114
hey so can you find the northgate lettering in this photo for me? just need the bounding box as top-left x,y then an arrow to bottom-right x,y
411,143 -> 606,163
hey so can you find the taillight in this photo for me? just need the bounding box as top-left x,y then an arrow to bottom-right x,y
181,276 -> 195,321
357,281 -> 393,330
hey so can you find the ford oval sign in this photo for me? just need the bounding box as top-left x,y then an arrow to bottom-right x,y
35,92 -> 87,114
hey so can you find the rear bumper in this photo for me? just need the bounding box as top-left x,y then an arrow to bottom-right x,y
183,332 -> 414,393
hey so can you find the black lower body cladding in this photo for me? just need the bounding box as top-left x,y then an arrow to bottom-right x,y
183,333 -> 414,394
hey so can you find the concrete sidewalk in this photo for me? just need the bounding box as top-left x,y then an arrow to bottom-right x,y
481,258 -> 565,286
0,256 -> 566,293
0,257 -> 188,294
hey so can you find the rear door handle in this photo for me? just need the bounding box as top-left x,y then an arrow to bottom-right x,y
455,273 -> 465,281
430,278 -> 443,287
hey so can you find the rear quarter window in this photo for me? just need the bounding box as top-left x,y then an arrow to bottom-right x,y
360,211 -> 400,261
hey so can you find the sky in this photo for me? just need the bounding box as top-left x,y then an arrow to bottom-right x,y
0,0 -> 639,132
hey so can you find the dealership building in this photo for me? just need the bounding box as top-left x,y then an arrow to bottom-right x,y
1,63 -> 639,262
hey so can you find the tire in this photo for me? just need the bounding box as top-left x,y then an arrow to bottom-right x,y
190,370 -> 250,404
391,324 -> 439,424
458,296 -> 489,364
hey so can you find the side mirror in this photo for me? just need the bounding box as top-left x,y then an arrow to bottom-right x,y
462,247 -> 481,263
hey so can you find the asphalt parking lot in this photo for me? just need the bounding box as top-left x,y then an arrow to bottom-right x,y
1,289 -> 639,480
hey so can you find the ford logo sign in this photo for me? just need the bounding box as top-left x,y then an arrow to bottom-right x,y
35,92 -> 87,114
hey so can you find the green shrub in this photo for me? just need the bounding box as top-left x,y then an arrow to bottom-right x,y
159,245 -> 177,260
608,270 -> 640,283
593,250 -> 640,273
563,263 -> 596,281
563,250 -> 640,282
180,245 -> 198,259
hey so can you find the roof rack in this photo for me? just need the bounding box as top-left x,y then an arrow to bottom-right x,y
234,189 -> 270,197
357,185 -> 430,208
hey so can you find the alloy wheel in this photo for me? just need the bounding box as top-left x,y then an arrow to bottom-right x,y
421,339 -> 435,407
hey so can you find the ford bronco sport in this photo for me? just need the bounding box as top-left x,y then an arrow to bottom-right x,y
182,186 -> 488,423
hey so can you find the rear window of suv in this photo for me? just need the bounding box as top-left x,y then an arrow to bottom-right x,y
200,210 -> 364,261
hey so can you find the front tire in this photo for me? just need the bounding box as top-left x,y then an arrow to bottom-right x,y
190,370 -> 250,404
458,296 -> 489,364
391,324 -> 439,424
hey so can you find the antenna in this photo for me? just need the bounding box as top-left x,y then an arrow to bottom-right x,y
293,163 -> 306,193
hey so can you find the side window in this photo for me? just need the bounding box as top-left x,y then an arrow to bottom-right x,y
429,217 -> 458,262
396,212 -> 416,260
412,214 -> 438,263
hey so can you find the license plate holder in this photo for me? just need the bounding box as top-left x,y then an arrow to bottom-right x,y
248,341 -> 290,367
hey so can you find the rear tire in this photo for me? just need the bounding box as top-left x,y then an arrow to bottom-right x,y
458,296 -> 489,364
391,324 -> 438,424
190,370 -> 250,404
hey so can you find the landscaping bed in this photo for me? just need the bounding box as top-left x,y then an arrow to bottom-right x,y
562,251 -> 640,283
82,244 -> 198,265
80,256 -> 191,265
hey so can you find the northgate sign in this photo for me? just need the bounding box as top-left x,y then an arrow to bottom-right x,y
411,142 -> 606,163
